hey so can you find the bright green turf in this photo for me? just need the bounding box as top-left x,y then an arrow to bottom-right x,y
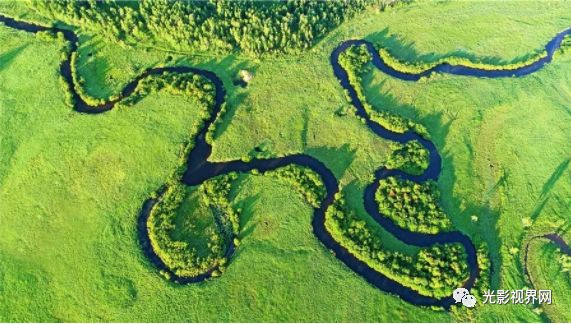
1,0 -> 571,322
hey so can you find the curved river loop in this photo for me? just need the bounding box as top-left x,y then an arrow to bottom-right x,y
1,13 -> 570,309
524,233 -> 571,290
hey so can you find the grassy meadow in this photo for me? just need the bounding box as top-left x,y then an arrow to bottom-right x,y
1,0 -> 570,322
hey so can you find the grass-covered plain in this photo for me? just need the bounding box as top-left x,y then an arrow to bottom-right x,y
0,18 -> 442,323
1,0 -> 571,322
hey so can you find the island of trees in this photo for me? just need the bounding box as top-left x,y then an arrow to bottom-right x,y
375,176 -> 452,234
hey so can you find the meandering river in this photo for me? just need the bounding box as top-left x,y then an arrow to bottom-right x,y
2,13 -> 570,308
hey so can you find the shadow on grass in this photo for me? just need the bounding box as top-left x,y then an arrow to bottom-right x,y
365,79 -> 420,118
301,105 -> 310,150
306,143 -> 356,180
529,158 -> 570,223
0,44 -> 28,72
212,92 -> 248,141
230,175 -> 261,241
540,158 -> 570,199
236,193 -> 261,241
176,55 -> 258,142
366,28 -> 541,66
76,34 -> 164,99
77,52 -> 113,97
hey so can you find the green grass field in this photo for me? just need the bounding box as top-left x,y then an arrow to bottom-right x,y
1,0 -> 570,322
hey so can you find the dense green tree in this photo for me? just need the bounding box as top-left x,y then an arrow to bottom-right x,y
266,165 -> 326,208
386,140 -> 429,175
375,176 -> 451,234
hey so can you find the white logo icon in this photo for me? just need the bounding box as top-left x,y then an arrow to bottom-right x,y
462,294 -> 477,307
453,287 -> 477,307
453,288 -> 469,303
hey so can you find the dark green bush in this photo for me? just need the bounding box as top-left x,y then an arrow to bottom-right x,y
378,47 -> 548,74
148,173 -> 239,278
123,72 -> 215,109
473,243 -> 491,299
375,176 -> 451,234
59,75 -> 75,108
386,140 -> 429,175
266,165 -> 326,208
199,173 -> 240,236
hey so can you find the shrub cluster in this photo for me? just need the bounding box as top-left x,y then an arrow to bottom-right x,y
199,173 -> 240,236
375,176 -> 451,234
325,193 -> 468,298
123,72 -> 215,110
385,140 -> 429,175
554,34 -> 571,59
368,110 -> 430,138
474,243 -> 491,298
338,43 -> 373,98
34,30 -> 57,42
265,165 -> 326,208
558,250 -> 571,275
206,102 -> 227,145
28,0 -> 386,56
59,75 -> 75,108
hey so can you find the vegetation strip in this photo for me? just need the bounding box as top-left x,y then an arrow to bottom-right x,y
377,47 -> 549,75
2,12 -> 570,308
